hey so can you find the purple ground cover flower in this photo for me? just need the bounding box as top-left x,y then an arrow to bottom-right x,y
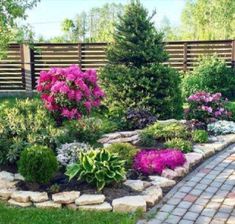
133,149 -> 186,175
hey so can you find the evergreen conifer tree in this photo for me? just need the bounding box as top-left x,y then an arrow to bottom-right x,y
100,0 -> 183,119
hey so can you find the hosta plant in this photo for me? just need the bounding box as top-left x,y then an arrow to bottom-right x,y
185,91 -> 231,124
207,120 -> 235,135
133,149 -> 186,175
37,65 -> 105,123
66,149 -> 126,191
56,142 -> 91,166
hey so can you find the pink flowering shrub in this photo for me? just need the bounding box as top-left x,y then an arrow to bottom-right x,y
133,149 -> 186,175
185,91 -> 231,124
37,65 -> 104,122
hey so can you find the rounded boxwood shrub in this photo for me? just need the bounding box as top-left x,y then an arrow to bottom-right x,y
182,55 -> 235,99
105,143 -> 139,168
192,130 -> 208,143
18,145 -> 58,184
164,138 -> 193,153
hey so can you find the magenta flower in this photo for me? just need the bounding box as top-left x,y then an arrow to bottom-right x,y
36,65 -> 105,120
133,149 -> 186,175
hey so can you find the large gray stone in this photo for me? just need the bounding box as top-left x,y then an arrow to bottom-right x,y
185,152 -> 203,167
112,196 -> 146,212
124,180 -> 145,192
14,173 -> 25,181
28,192 -> 48,202
11,191 -> 31,203
0,180 -> 17,190
150,176 -> 176,188
8,199 -> 32,207
79,202 -> 112,212
142,186 -> 162,206
161,169 -> 178,180
0,189 -> 14,200
75,194 -> 105,205
34,200 -> 62,208
52,191 -> 80,204
0,171 -> 14,182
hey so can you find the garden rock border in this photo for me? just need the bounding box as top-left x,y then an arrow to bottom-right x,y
1,133 -> 235,213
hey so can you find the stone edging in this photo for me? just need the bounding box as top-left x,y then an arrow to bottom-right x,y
1,134 -> 235,213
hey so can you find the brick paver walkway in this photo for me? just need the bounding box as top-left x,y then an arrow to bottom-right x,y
146,145 -> 235,224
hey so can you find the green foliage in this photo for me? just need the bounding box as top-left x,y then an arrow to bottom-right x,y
63,116 -> 118,146
0,0 -> 39,58
192,130 -> 208,143
145,122 -> 190,141
100,0 -> 183,119
180,0 -> 235,40
225,101 -> 235,122
139,129 -> 156,147
66,149 -> 126,191
18,145 -> 58,184
105,143 -> 139,168
182,56 -> 235,99
0,98 -> 68,163
0,138 -> 12,165
164,138 -> 193,153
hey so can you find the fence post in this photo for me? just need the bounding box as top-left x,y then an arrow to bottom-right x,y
232,40 -> 235,70
183,43 -> 188,72
78,43 -> 82,70
21,44 -> 34,96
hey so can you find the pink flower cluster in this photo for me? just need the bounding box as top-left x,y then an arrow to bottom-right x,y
185,91 -> 231,123
37,65 -> 104,120
133,149 -> 186,175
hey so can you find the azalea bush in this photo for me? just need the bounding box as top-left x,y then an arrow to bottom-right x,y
133,149 -> 186,175
185,91 -> 231,124
207,120 -> 235,135
37,65 -> 105,123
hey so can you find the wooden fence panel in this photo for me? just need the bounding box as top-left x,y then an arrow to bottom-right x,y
0,40 -> 234,92
0,44 -> 24,91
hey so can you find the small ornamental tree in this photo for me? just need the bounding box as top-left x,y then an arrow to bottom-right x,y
100,0 -> 183,119
37,65 -> 104,124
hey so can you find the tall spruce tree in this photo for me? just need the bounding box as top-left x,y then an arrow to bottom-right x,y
100,0 -> 183,119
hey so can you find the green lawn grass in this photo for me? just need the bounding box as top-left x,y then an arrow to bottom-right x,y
0,202 -> 141,224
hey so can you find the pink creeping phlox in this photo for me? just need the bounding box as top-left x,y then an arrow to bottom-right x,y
37,65 -> 105,120
133,149 -> 186,175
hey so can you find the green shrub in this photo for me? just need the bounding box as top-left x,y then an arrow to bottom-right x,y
100,1 -> 183,119
192,130 -> 209,143
0,138 -> 12,165
139,129 -> 156,147
66,149 -> 126,191
182,55 -> 235,99
18,145 -> 58,184
225,101 -> 235,122
164,138 -> 193,153
0,98 -> 67,163
105,143 -> 139,168
63,117 -> 118,146
146,122 -> 190,141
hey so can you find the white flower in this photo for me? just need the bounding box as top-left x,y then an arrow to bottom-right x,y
207,120 -> 235,135
56,142 -> 91,166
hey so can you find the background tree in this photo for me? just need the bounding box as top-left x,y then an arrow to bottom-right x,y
59,3 -> 124,43
0,0 -> 39,58
100,0 -> 183,119
180,0 -> 235,40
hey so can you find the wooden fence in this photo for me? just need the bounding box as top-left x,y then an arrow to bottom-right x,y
0,40 -> 234,93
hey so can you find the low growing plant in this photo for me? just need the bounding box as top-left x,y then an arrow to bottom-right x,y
18,145 -> 58,184
139,129 -> 156,147
207,120 -> 235,135
144,121 -> 190,141
164,138 -> 193,153
192,130 -> 208,143
66,149 -> 126,191
133,149 -> 186,175
105,143 -> 139,168
56,142 -> 91,166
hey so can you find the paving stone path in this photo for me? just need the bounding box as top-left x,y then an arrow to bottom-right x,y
144,145 -> 235,224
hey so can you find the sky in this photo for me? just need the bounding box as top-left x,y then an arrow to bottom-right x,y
25,0 -> 187,39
